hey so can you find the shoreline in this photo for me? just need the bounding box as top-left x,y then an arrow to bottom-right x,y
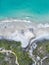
0,18 -> 49,30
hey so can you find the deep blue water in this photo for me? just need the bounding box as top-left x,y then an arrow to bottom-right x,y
0,0 -> 49,22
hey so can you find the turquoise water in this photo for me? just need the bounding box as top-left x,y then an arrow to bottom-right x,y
0,0 -> 49,22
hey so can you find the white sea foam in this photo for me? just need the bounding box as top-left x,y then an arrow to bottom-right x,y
37,23 -> 49,28
1,18 -> 49,29
0,18 -> 31,23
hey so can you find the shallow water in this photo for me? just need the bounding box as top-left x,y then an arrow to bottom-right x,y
0,0 -> 49,22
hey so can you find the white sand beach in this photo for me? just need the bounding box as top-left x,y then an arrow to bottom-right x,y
0,19 -> 49,48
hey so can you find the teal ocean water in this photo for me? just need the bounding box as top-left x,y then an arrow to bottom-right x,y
0,0 -> 49,22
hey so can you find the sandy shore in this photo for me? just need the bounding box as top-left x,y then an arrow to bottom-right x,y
0,19 -> 49,48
